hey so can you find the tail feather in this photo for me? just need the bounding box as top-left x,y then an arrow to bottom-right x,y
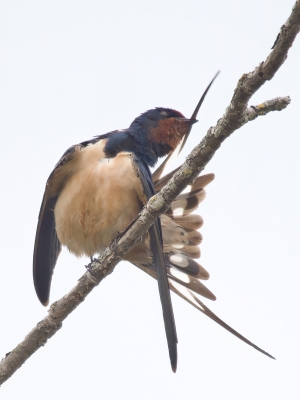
167,189 -> 206,217
190,173 -> 215,191
149,169 -> 275,359
167,268 -> 216,300
136,264 -> 275,359
173,214 -> 204,230
172,245 -> 200,259
187,230 -> 203,245
169,280 -> 275,359
157,172 -> 213,294
156,173 -> 212,286
168,254 -> 209,279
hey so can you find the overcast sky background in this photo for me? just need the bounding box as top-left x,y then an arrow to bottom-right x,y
0,1 -> 299,399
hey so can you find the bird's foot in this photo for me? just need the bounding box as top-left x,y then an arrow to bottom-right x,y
109,231 -> 123,252
85,257 -> 97,277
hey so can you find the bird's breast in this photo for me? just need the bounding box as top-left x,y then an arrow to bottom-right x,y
54,140 -> 145,257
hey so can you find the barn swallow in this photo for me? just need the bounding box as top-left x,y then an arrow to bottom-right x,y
33,74 -> 274,372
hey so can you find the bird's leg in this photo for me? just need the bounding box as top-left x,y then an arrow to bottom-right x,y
85,256 -> 97,277
109,231 -> 124,253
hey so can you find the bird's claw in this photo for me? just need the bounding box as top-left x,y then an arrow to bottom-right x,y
109,231 -> 123,252
85,257 -> 97,277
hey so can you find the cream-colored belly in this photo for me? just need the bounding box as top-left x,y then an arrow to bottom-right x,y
54,142 -> 144,257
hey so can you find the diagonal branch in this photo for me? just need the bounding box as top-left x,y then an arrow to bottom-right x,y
1,0 -> 299,386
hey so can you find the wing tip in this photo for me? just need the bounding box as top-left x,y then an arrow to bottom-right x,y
33,277 -> 50,306
170,347 -> 178,373
35,289 -> 49,306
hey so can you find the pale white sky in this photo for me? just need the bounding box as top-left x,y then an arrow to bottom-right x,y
0,1 -> 299,399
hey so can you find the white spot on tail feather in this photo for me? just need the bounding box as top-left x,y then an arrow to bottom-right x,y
172,207 -> 185,216
169,268 -> 190,283
182,184 -> 192,194
173,243 -> 184,249
170,254 -> 188,267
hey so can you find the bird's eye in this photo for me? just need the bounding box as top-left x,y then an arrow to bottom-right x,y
160,111 -> 168,116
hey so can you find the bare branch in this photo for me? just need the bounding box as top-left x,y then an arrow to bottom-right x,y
244,96 -> 291,123
1,0 -> 299,386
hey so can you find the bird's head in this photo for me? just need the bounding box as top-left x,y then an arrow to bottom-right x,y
103,107 -> 198,167
130,107 -> 197,161
104,73 -> 219,167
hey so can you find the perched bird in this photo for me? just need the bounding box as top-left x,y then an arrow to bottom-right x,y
33,75 -> 274,372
